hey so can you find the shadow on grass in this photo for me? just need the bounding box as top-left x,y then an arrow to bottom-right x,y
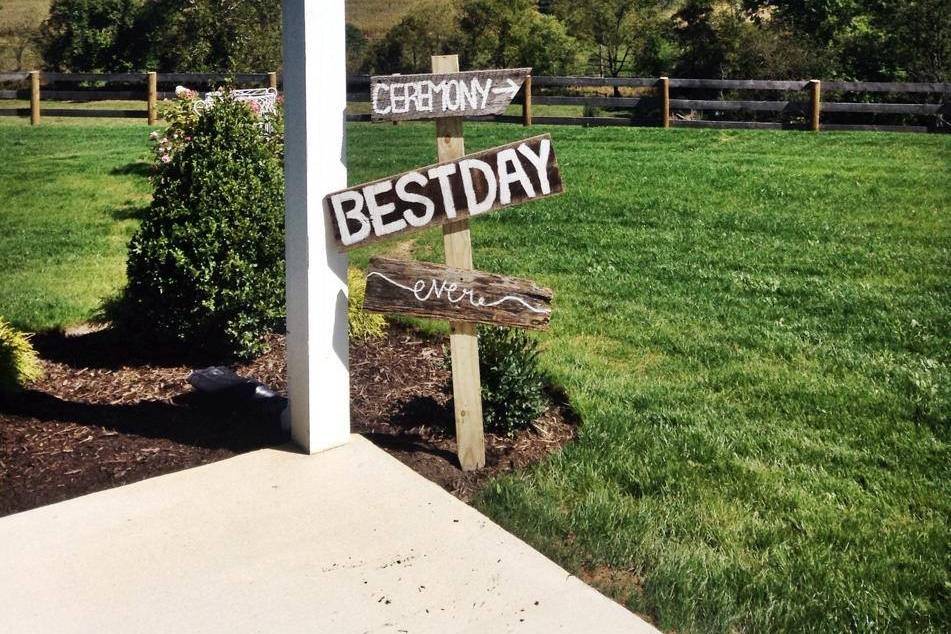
110,161 -> 152,177
110,203 -> 149,221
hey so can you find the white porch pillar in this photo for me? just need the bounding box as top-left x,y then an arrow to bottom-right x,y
282,0 -> 350,453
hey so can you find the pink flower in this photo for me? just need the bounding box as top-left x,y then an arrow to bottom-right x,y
161,154 -> 171,164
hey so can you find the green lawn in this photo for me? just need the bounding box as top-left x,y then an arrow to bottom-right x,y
2,117 -> 949,632
0,119 -> 152,329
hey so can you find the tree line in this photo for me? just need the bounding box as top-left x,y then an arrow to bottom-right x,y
17,0 -> 951,82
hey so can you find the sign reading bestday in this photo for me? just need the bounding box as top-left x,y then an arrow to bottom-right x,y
370,68 -> 530,121
324,134 -> 562,250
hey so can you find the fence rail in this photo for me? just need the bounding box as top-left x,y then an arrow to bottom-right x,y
2,71 -> 947,132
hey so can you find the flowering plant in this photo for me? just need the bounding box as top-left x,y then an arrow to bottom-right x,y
150,86 -> 284,169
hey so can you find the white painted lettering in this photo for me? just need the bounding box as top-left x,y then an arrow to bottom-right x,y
372,83 -> 391,115
517,139 -> 552,195
363,181 -> 406,236
496,147 -> 535,205
459,159 -> 496,215
330,191 -> 371,246
396,171 -> 435,227
427,163 -> 458,218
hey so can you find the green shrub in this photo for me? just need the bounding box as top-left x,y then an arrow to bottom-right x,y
120,91 -> 285,359
0,318 -> 42,393
475,326 -> 548,436
348,267 -> 387,341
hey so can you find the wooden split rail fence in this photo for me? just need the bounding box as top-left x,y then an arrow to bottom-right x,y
1,71 -> 947,132
0,71 -> 278,125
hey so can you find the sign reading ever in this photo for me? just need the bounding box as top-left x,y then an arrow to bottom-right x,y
370,68 -> 530,122
364,257 -> 553,330
324,134 -> 562,251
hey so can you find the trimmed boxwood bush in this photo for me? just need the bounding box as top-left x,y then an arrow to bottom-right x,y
120,91 -> 285,359
476,326 -> 547,436
0,317 -> 42,393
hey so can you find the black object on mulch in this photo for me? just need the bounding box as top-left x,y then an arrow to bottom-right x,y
0,324 -> 576,517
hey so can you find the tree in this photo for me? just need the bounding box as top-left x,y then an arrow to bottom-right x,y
38,0 -> 282,72
133,0 -> 282,72
365,0 -> 461,74
673,0 -> 818,80
346,23 -> 368,74
457,0 -> 580,74
39,0 -> 142,72
0,19 -> 41,71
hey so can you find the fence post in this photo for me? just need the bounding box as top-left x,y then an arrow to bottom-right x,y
147,72 -> 158,126
522,74 -> 532,127
268,71 -> 278,91
660,76 -> 670,128
30,71 -> 40,126
809,79 -> 821,131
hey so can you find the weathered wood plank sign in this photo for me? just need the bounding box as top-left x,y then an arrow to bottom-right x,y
324,134 -> 562,250
364,257 -> 553,330
370,68 -> 531,121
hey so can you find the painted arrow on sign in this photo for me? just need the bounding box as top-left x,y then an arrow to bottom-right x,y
491,78 -> 521,99
370,67 -> 531,122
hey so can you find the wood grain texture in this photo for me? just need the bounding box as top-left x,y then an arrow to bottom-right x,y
670,99 -> 807,113
43,72 -> 145,83
324,133 -> 563,250
432,54 -> 485,472
30,71 -> 39,126
147,72 -> 158,126
660,76 -> 670,128
522,75 -> 532,127
370,67 -> 530,121
364,257 -> 552,330
809,79 -> 821,131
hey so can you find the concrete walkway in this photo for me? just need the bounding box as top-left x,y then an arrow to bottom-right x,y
0,435 -> 656,633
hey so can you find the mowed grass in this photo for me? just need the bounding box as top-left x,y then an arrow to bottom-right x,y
0,118 -> 152,329
1,119 -> 948,631
345,123 -> 950,632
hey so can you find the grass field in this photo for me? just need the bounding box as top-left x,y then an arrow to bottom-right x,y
0,119 -> 151,329
1,117 -> 949,632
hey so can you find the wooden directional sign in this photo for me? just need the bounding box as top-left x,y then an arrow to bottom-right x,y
370,68 -> 531,122
364,257 -> 552,330
324,134 -> 562,250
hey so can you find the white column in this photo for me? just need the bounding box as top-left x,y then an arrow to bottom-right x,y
282,0 -> 350,453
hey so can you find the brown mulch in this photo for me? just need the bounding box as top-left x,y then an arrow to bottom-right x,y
0,324 -> 576,517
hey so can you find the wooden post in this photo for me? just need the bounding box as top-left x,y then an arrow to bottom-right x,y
147,72 -> 157,126
29,71 -> 40,126
660,76 -> 670,128
268,71 -> 278,91
522,74 -> 532,126
432,53 -> 486,471
809,79 -> 821,131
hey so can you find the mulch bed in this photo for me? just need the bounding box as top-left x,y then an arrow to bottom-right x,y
0,324 -> 576,517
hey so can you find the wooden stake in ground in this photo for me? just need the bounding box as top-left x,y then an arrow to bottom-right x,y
147,72 -> 158,126
30,71 -> 40,126
432,54 -> 485,471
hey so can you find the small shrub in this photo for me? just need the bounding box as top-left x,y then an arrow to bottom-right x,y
348,267 -> 387,340
583,102 -> 601,118
119,90 -> 285,360
475,326 -> 548,436
0,318 -> 42,393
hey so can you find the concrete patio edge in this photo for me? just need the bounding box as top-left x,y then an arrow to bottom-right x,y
0,434 -> 657,633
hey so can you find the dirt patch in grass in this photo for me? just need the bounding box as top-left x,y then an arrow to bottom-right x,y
0,324 -> 575,516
